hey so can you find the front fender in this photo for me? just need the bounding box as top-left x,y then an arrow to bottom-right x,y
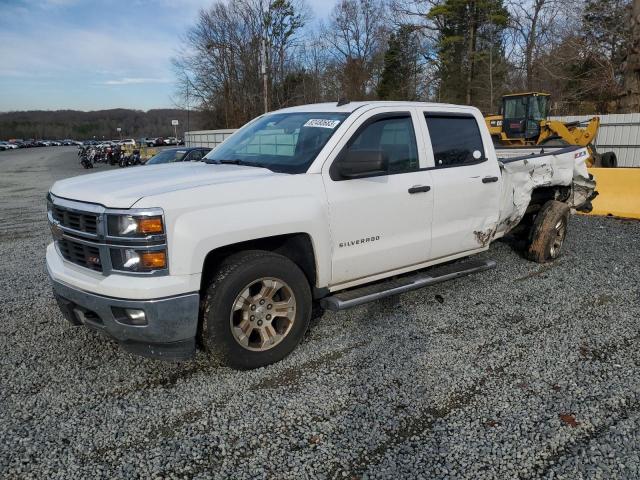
135,174 -> 332,287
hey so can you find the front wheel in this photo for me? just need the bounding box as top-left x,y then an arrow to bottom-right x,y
200,251 -> 312,369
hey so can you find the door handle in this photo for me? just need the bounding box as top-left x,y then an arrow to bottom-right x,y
408,185 -> 431,194
482,176 -> 499,183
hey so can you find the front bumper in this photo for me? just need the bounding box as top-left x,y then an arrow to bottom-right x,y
50,278 -> 200,361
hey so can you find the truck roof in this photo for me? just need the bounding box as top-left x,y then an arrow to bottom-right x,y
275,101 -> 480,114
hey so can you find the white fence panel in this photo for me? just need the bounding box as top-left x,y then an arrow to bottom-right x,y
185,129 -> 237,149
550,113 -> 640,167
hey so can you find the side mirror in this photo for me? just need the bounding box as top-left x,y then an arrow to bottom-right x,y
338,149 -> 389,179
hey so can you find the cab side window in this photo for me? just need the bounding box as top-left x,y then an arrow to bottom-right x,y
425,114 -> 485,168
346,115 -> 419,174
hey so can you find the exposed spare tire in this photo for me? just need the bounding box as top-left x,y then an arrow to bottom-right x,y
528,200 -> 570,263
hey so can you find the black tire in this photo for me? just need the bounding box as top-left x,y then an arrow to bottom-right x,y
511,212 -> 535,240
601,152 -> 617,168
200,250 -> 312,369
527,200 -> 570,263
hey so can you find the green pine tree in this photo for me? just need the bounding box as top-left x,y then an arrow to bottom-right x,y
377,26 -> 420,100
429,0 -> 509,110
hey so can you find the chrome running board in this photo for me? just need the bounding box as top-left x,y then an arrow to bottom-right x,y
320,259 -> 497,311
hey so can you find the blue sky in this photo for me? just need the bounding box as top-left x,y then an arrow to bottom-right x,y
0,0 -> 338,112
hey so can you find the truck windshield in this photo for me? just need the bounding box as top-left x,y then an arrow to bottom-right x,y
204,112 -> 349,173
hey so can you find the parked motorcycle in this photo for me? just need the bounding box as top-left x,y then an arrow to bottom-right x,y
79,154 -> 94,169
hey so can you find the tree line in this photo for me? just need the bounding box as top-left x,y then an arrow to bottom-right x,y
0,109 -> 206,141
173,0 -> 636,129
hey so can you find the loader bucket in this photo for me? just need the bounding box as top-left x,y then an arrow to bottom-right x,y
586,168 -> 640,219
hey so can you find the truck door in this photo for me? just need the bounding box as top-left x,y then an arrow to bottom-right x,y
323,108 -> 434,286
420,111 -> 501,259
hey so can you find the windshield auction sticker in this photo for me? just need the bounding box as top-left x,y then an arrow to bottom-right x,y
303,119 -> 341,129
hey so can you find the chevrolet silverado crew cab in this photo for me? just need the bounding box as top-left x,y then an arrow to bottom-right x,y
47,101 -> 596,369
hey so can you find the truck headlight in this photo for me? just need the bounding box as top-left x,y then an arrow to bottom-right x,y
110,248 -> 167,272
107,214 -> 164,237
105,208 -> 167,274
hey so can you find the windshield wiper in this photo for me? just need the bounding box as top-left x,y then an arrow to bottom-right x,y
208,159 -> 272,171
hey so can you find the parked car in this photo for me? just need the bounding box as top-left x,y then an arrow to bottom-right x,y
46,101 -> 596,369
163,137 -> 178,145
0,141 -> 19,150
118,139 -> 137,147
153,137 -> 165,146
144,147 -> 211,165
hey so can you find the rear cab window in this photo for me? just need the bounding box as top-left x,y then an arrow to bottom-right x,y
424,114 -> 485,168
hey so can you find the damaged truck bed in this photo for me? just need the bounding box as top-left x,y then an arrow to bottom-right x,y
493,145 -> 597,240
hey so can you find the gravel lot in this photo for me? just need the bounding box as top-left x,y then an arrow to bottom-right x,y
1,147 -> 639,479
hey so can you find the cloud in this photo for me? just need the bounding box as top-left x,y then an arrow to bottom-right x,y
0,27 -> 174,79
101,77 -> 171,86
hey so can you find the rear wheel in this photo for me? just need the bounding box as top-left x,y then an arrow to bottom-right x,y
201,251 -> 311,369
527,200 -> 570,263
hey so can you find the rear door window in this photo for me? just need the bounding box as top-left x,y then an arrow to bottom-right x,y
424,114 -> 485,168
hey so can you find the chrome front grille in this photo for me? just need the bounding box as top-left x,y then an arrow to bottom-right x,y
51,205 -> 98,235
47,193 -> 168,277
57,238 -> 103,272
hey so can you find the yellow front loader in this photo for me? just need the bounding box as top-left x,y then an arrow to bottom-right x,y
485,92 -> 617,168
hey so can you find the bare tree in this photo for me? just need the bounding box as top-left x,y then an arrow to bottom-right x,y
508,0 -> 570,90
322,0 -> 389,99
173,0 -> 308,128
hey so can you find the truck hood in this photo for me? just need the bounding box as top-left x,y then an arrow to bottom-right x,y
50,163 -> 278,208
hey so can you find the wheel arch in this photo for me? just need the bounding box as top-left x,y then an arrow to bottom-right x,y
200,233 -> 318,295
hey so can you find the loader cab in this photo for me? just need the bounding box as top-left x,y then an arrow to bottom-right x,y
501,93 -> 550,141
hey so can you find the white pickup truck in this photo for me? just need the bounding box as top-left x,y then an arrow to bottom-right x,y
47,101 -> 596,369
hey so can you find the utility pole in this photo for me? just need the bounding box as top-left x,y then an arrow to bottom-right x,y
261,0 -> 268,114
489,47 -> 493,112
186,79 -> 190,136
262,37 -> 268,113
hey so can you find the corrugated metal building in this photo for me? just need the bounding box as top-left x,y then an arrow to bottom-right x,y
550,113 -> 640,167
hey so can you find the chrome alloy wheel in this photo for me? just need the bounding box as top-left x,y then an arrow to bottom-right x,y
229,277 -> 297,351
550,218 -> 567,258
